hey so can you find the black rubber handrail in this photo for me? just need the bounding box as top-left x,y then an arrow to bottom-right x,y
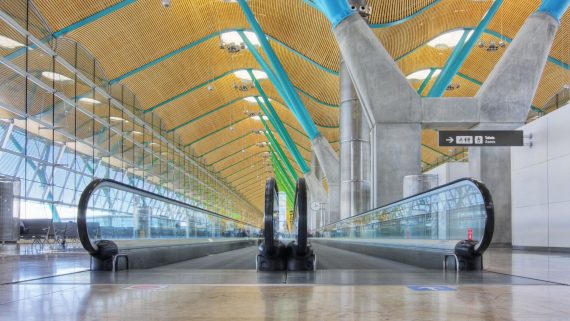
317,178 -> 494,255
77,178 -> 259,257
263,178 -> 278,253
294,178 -> 308,253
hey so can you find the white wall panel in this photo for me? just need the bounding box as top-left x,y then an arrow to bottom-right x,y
547,106 -> 570,160
512,104 -> 570,249
548,201 -> 570,248
512,204 -> 549,247
511,119 -> 548,170
548,155 -> 570,204
511,163 -> 548,208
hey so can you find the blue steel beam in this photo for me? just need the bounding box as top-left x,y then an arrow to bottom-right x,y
112,29 -> 335,84
427,0 -> 503,97
236,4 -> 321,139
52,1 -> 137,38
309,0 -> 356,29
416,68 -> 437,96
144,68 -> 335,114
538,0 -> 570,21
250,71 -> 310,173
258,109 -> 299,181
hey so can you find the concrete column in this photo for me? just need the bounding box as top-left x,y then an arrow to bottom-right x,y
472,12 -> 560,247
311,136 -> 340,224
339,60 -> 371,219
468,123 -> 522,247
306,152 -> 328,228
370,123 -> 422,207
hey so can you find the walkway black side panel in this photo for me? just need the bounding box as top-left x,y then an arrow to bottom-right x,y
256,178 -> 286,271
287,178 -> 316,271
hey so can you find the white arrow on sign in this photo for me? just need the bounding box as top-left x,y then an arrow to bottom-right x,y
446,137 -> 454,144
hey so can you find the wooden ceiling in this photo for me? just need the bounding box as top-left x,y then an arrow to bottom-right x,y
29,0 -> 570,210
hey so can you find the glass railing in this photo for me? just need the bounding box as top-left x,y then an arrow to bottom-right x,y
315,178 -> 494,254
77,179 -> 260,257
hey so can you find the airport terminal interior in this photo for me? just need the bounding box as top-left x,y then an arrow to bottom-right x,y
1,0 -> 570,319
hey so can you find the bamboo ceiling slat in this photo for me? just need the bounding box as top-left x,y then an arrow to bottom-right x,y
26,0 -> 570,206
215,148 -> 269,177
190,118 -> 261,154
203,133 -> 266,165
32,0 -> 122,32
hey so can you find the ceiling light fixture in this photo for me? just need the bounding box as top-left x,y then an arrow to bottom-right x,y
478,40 -> 506,52
220,31 -> 260,54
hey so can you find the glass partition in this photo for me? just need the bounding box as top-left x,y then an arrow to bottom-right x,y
315,179 -> 494,253
78,179 -> 259,254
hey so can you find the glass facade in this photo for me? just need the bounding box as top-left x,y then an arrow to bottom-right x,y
0,1 -> 260,226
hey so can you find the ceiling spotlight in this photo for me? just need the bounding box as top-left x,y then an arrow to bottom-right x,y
478,41 -> 506,52
233,81 -> 254,92
161,0 -> 171,8
348,1 -> 371,17
446,83 -> 461,91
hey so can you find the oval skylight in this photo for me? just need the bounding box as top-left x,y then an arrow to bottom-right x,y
234,70 -> 268,81
243,96 -> 269,104
0,35 -> 25,49
220,31 -> 261,47
78,97 -> 101,105
428,30 -> 473,50
41,71 -> 73,83
406,69 -> 441,81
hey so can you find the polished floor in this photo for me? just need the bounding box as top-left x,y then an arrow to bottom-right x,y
1,244 -> 570,320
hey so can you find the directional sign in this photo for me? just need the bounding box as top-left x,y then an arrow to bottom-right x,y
439,130 -> 524,147
408,286 -> 456,292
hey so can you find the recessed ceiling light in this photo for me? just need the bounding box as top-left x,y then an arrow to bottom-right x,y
406,69 -> 441,81
234,70 -> 268,81
428,30 -> 473,50
0,35 -> 25,49
220,31 -> 260,47
41,71 -> 73,83
78,97 -> 101,105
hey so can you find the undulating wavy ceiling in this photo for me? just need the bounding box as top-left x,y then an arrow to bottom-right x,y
29,0 -> 570,210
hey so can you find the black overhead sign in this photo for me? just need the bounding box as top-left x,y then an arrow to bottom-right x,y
439,130 -> 524,147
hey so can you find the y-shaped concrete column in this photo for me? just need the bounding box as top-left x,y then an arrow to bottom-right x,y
339,0 -> 372,218
334,13 -> 423,206
340,59 -> 371,218
471,9 -> 564,246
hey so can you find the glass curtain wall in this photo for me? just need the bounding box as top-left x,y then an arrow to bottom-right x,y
0,1 -> 260,226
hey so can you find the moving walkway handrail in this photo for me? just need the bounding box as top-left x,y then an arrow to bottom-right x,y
77,178 -> 259,257
263,178 -> 279,252
317,178 -> 494,255
294,178 -> 308,253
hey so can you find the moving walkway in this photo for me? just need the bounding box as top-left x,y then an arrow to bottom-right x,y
77,178 -> 259,271
77,177 -> 493,272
